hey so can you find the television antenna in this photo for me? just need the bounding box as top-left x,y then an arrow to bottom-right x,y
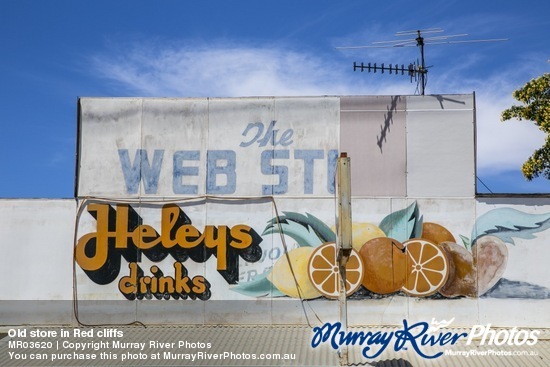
337,28 -> 507,95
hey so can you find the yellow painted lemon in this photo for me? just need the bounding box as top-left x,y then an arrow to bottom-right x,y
331,222 -> 386,252
267,247 -> 321,299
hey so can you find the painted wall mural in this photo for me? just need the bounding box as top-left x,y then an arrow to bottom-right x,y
232,201 -> 550,300
75,200 -> 550,301
75,202 -> 264,301
73,96 -> 549,306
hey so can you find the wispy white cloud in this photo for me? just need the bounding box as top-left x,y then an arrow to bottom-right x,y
92,41 -> 358,97
91,40 -> 547,177
426,60 -> 547,174
475,90 -> 545,174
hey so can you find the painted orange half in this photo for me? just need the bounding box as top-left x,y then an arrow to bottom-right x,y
359,237 -> 409,294
402,239 -> 450,297
308,242 -> 364,299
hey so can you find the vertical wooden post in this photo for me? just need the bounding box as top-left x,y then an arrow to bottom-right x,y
336,152 -> 352,366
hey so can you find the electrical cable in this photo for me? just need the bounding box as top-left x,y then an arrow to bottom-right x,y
476,176 -> 494,194
72,194 -> 325,328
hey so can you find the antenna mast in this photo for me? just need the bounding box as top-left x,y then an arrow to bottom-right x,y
337,29 -> 507,95
416,30 -> 427,95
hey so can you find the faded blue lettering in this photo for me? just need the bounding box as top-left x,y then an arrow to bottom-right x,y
278,128 -> 293,146
173,150 -> 200,194
261,150 -> 289,195
206,150 -> 236,194
240,122 -> 264,147
118,149 -> 164,194
327,149 -> 338,194
256,121 -> 277,147
240,121 -> 294,147
294,149 -> 323,194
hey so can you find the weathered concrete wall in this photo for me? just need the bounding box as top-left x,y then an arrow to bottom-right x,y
0,199 -> 75,325
340,95 -> 475,197
77,95 -> 474,199
1,197 -> 549,327
1,95 -> 549,328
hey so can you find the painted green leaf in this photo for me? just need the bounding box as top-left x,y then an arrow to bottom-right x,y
472,208 -> 550,245
231,271 -> 285,298
379,201 -> 423,243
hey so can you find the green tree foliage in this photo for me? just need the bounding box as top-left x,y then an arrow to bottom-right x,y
501,73 -> 550,180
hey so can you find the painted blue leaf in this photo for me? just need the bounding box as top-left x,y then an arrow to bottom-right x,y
379,201 -> 422,243
274,212 -> 335,242
412,214 -> 424,239
459,234 -> 471,250
262,213 -> 325,247
472,208 -> 550,245
303,212 -> 336,243
231,271 -> 285,298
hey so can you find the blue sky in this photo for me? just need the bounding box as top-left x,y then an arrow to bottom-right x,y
1,0 -> 548,198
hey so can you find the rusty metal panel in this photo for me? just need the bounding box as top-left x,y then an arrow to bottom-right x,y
206,96 -> 340,197
406,93 -> 475,111
406,94 -> 475,197
340,95 -> 407,197
207,97 -> 275,197
273,97 -> 339,197
78,97 -> 339,198
140,98 -> 209,197
78,98 -> 143,197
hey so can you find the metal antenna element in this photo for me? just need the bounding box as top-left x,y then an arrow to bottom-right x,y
337,28 -> 508,95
